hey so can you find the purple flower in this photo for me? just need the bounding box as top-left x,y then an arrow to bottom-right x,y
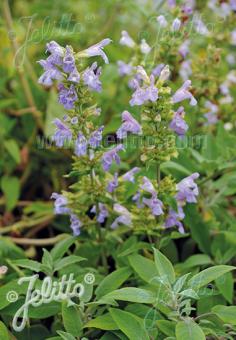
123,167 -> 140,183
165,206 -> 185,234
52,118 -> 72,147
38,41 -> 65,86
130,75 -> 158,106
83,62 -> 102,92
58,84 -> 78,109
38,60 -> 63,86
172,18 -> 181,31
75,133 -> 87,156
120,31 -> 135,48
140,39 -> 151,54
111,204 -> 131,229
169,106 -> 188,136
117,61 -> 133,76
132,191 -> 144,208
91,203 -> 109,223
70,214 -> 82,236
176,173 -> 200,203
107,172 -> 118,193
230,0 -> 236,10
71,116 -> 78,125
89,126 -> 104,148
167,0 -> 176,8
204,101 -> 218,125
152,64 -> 165,77
46,41 -> 64,57
156,15 -> 168,28
83,38 -> 112,64
117,111 -> 142,138
140,176 -> 155,194
143,193 -> 164,216
159,65 -> 170,82
172,80 -> 197,106
194,16 -> 209,36
51,192 -> 70,214
63,46 -> 75,73
179,60 -> 192,81
68,67 -> 80,83
179,40 -> 190,59
102,144 -> 124,171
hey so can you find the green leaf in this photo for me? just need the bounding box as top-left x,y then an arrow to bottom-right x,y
85,313 -> 118,330
156,320 -> 175,337
57,331 -> 76,340
104,288 -> 156,304
11,259 -> 42,272
176,320 -> 205,340
51,236 -> 76,261
173,273 -> 191,293
0,321 -> 10,340
179,289 -> 199,299
182,254 -> 213,269
4,139 -> 21,164
188,265 -> 235,289
109,308 -> 149,340
215,272 -> 233,303
128,254 -> 157,284
153,248 -> 175,284
42,248 -> 53,272
95,267 -> 131,299
62,302 -> 83,336
184,205 -> 211,255
1,176 -> 20,211
54,255 -> 85,272
212,305 -> 236,325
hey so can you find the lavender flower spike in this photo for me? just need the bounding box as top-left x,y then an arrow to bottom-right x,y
117,111 -> 142,139
63,46 -> 75,73
89,126 -> 104,148
140,176 -> 156,194
172,80 -> 197,106
51,193 -> 70,215
130,74 -> 158,106
143,194 -> 164,216
83,38 -> 112,64
169,106 -> 189,136
107,172 -> 118,193
140,39 -> 151,54
91,203 -> 109,223
75,133 -> 87,157
117,61 -> 133,76
70,214 -> 82,236
176,172 -> 200,203
165,206 -> 185,234
83,62 -> 102,92
123,167 -> 140,183
172,18 -> 181,32
111,204 -> 131,229
102,144 -> 124,172
120,31 -> 135,48
156,15 -> 168,28
52,118 -> 72,147
46,41 -> 64,56
58,84 -> 78,109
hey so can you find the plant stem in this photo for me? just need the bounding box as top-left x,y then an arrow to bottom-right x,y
0,215 -> 53,235
2,0 -> 43,130
9,234 -> 68,246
